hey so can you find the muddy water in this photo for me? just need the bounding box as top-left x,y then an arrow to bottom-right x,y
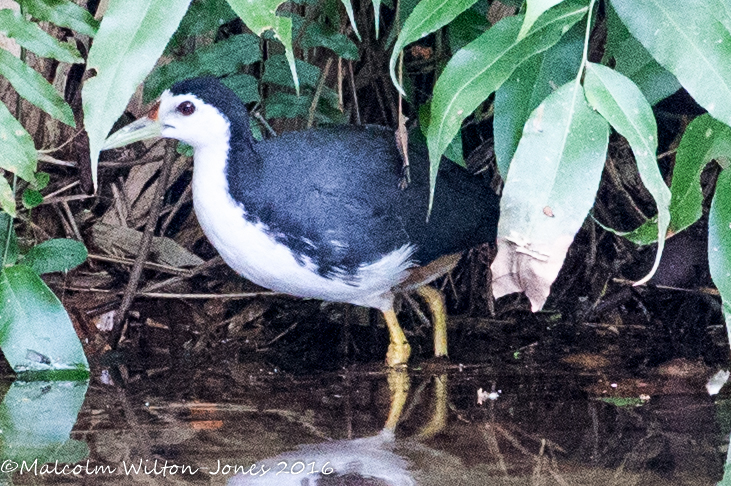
0,356 -> 728,485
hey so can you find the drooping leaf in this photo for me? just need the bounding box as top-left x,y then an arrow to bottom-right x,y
263,54 -> 322,89
628,114 -> 731,243
221,73 -> 260,104
0,265 -> 88,372
518,0 -> 564,40
83,0 -> 191,189
0,9 -> 82,63
428,0 -> 589,210
372,0 -> 380,38
0,176 -> 15,218
709,169 -> 731,350
0,100 -> 36,183
20,238 -> 87,275
226,0 -> 299,94
340,0 -> 361,40
296,15 -> 359,60
603,3 -> 679,105
494,19 -> 584,177
169,0 -> 237,49
0,211 -> 18,267
584,62 -> 669,284
18,0 -> 99,37
389,0 -> 480,95
0,49 -> 74,126
144,34 -> 261,102
611,0 -> 731,126
491,81 -> 609,311
448,6 -> 490,52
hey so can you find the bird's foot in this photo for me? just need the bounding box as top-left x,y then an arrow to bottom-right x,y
386,341 -> 411,367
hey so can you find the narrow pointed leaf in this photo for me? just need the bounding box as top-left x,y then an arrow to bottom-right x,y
0,265 -> 88,372
340,0 -> 361,40
83,0 -> 191,189
0,212 -> 18,267
611,0 -> 731,126
19,0 -> 99,37
584,62 -> 669,285
0,100 -> 36,183
389,0 -> 480,95
0,9 -> 82,63
225,0 -> 299,94
0,49 -> 74,126
494,20 -> 584,177
709,169 -> 731,349
491,82 -> 609,311
372,0 -> 380,38
21,239 -> 87,275
428,0 -> 589,210
518,0 -> 564,40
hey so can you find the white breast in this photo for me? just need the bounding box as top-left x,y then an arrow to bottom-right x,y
190,139 -> 414,311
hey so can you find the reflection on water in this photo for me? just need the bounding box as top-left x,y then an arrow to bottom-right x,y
0,359 -> 729,485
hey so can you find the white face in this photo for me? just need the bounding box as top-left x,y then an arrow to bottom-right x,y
156,90 -> 231,151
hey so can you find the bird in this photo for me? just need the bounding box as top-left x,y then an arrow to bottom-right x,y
106,76 -> 500,366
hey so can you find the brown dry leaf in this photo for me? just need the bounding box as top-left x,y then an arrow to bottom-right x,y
491,235 -> 573,311
91,222 -> 204,267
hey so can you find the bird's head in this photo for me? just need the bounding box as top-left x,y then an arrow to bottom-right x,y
103,77 -> 246,152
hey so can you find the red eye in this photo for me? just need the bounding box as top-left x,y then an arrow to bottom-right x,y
176,101 -> 195,116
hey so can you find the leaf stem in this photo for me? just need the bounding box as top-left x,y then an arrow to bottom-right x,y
575,0 -> 596,88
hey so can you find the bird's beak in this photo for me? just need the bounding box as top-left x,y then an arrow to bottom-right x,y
101,101 -> 162,150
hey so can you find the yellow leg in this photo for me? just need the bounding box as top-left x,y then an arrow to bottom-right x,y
384,368 -> 410,431
383,308 -> 411,367
415,285 -> 448,358
417,374 -> 448,439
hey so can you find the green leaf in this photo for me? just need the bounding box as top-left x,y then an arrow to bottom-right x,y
494,19 -> 584,178
584,62 -> 670,284
389,0 -> 480,95
21,238 -> 87,275
144,34 -> 261,102
709,169 -> 731,350
21,188 -> 42,209
0,176 -> 15,218
297,16 -> 359,60
340,0 -> 361,40
372,0 -> 381,38
226,0 -> 299,94
0,211 -> 18,267
428,0 -> 589,210
221,73 -> 260,104
33,171 -> 49,190
0,9 -> 82,64
83,0 -> 191,189
170,0 -> 237,49
611,0 -> 731,126
263,54 -> 321,89
0,100 -> 36,183
518,0 -> 564,40
0,49 -> 74,126
494,81 -> 609,311
631,114 -> 731,243
18,0 -> 99,37
448,7 -> 490,52
0,265 -> 88,372
603,3 -> 679,105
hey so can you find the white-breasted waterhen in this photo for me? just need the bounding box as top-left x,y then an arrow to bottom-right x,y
106,77 -> 500,366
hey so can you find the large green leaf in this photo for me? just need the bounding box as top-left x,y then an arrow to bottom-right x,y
603,3 -> 679,105
83,0 -> 191,189
389,0 -> 480,95
0,9 -> 82,63
0,176 -> 15,218
0,265 -> 88,372
518,0 -> 564,39
0,49 -> 74,126
18,0 -> 99,37
21,239 -> 87,275
144,33 -> 260,102
584,62 -> 670,284
169,0 -> 237,49
428,0 -> 589,209
611,0 -> 731,126
0,100 -> 36,183
709,169 -> 731,350
492,81 -> 609,311
628,114 -> 731,243
226,0 -> 299,94
494,20 -> 584,178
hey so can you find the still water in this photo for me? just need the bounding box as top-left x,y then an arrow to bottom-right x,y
0,354 -> 728,485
